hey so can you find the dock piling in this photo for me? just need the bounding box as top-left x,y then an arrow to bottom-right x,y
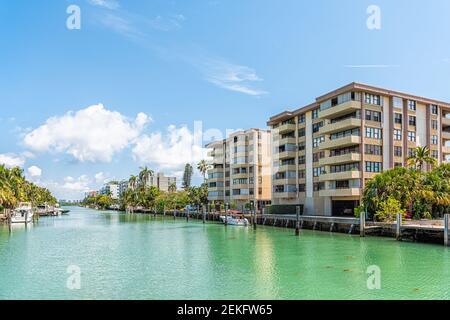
295,206 -> 300,236
202,205 -> 206,224
444,214 -> 449,247
360,211 -> 365,237
396,213 -> 402,241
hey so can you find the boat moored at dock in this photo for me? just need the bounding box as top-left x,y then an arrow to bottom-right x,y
11,202 -> 33,224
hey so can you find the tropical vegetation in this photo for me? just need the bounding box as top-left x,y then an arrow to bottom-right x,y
0,165 -> 57,211
82,161 -> 210,213
359,158 -> 450,222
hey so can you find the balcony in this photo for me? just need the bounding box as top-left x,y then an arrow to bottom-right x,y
319,153 -> 361,166
273,192 -> 298,199
443,131 -> 450,141
442,117 -> 450,126
320,118 -> 361,135
276,164 -> 297,172
277,150 -> 297,160
319,188 -> 361,197
273,178 -> 297,185
319,135 -> 360,150
442,146 -> 450,155
319,170 -> 361,182
279,137 -> 297,145
319,100 -> 361,119
277,123 -> 296,134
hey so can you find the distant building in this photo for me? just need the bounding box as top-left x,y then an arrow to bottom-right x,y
157,173 -> 177,192
100,182 -> 120,199
119,180 -> 129,197
85,190 -> 98,198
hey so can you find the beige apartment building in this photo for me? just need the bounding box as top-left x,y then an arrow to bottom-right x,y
206,128 -> 272,211
268,82 -> 450,217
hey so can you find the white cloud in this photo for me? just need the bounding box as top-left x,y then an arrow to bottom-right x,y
27,165 -> 42,177
88,0 -> 120,10
94,172 -> 110,184
132,125 -> 206,175
0,153 -> 26,168
23,104 -> 150,163
201,59 -> 268,96
39,175 -> 93,200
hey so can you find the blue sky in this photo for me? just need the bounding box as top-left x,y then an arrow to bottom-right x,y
1,0 -> 450,199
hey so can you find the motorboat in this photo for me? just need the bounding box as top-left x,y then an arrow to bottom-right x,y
11,202 -> 33,224
220,215 -> 249,226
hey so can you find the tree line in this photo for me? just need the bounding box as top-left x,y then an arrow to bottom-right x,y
82,161 -> 210,213
0,165 -> 57,211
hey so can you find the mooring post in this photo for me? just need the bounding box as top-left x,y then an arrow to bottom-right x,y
396,212 -> 402,241
360,210 -> 366,237
253,204 -> 257,230
295,205 -> 300,236
8,209 -> 12,233
444,214 -> 449,247
186,208 -> 189,222
202,205 -> 206,224
224,203 -> 228,226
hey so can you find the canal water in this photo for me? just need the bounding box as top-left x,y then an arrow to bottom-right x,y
0,206 -> 449,300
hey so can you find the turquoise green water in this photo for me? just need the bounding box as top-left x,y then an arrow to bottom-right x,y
0,206 -> 449,300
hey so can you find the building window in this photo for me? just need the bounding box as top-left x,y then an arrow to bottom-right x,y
408,131 -> 416,142
408,148 -> 415,157
394,113 -> 402,124
365,144 -> 382,155
330,162 -> 360,173
313,136 -> 325,148
409,116 -> 416,126
431,150 -> 438,159
408,100 -> 416,111
431,135 -> 438,145
313,182 -> 325,191
312,109 -> 319,119
394,162 -> 403,168
313,151 -> 325,163
298,128 -> 305,137
312,121 -> 323,133
365,127 -> 382,139
365,93 -> 381,105
298,170 -> 306,179
298,155 -> 305,165
298,142 -> 305,151
365,161 -> 382,173
365,110 -> 382,122
313,167 -> 325,177
394,146 -> 402,157
431,120 -> 438,130
394,129 -> 402,141
330,128 -> 360,140
393,97 -> 403,109
431,104 -> 438,115
298,184 -> 306,192
298,114 -> 305,124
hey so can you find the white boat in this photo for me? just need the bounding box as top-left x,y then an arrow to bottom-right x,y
11,202 -> 33,224
220,215 -> 249,226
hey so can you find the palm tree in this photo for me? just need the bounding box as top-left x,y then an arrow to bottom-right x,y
407,146 -> 437,171
168,182 -> 177,193
138,166 -> 154,187
128,175 -> 138,190
197,160 -> 210,183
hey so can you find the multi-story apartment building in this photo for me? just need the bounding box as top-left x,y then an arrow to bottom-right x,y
268,82 -> 450,217
118,173 -> 176,195
156,173 -> 177,192
206,128 -> 272,211
100,182 -> 120,199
